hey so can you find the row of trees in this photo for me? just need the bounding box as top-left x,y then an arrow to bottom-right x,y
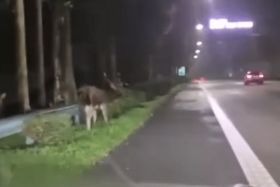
0,0 -> 193,115
5,0 -> 77,113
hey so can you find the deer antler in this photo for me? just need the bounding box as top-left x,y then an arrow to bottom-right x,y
103,72 -> 111,83
103,72 -> 118,90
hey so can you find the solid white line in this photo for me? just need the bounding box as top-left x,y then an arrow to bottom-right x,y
200,84 -> 279,187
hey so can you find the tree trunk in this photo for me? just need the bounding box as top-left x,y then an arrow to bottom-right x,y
98,50 -> 107,87
60,6 -> 77,105
51,0 -> 62,106
148,55 -> 154,80
35,0 -> 46,107
109,36 -> 117,82
14,0 -> 30,112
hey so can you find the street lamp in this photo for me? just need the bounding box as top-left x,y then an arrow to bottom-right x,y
197,41 -> 202,46
196,24 -> 203,30
194,55 -> 198,59
195,50 -> 200,54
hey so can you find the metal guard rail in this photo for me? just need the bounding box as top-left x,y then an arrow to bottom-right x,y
0,105 -> 80,140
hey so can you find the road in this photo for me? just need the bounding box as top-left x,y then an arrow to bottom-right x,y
201,80 -> 280,187
77,81 -> 280,187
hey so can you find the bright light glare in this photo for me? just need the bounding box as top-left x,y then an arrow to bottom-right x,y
226,22 -> 237,29
210,19 -> 228,29
196,24 -> 203,30
195,50 -> 200,54
259,74 -> 264,78
210,18 -> 254,30
194,55 -> 198,59
237,22 -> 254,28
246,75 -> 252,79
197,41 -> 202,46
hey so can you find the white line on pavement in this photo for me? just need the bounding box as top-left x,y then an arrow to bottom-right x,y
200,83 -> 279,187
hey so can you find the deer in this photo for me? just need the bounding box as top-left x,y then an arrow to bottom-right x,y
77,73 -> 123,130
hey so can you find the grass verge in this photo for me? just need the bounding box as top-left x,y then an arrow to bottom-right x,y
0,85 -> 182,187
0,134 -> 26,149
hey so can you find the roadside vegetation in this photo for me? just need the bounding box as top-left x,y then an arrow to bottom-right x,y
0,79 -> 185,187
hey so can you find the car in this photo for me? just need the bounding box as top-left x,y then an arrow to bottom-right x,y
192,79 -> 199,83
192,77 -> 207,84
200,77 -> 207,81
244,71 -> 264,85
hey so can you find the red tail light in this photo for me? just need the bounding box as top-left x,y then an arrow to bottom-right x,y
192,79 -> 199,83
200,77 -> 206,81
259,74 -> 264,78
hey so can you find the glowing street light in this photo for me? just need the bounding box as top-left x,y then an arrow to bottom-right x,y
197,41 -> 202,46
195,50 -> 200,54
196,24 -> 204,30
194,55 -> 198,59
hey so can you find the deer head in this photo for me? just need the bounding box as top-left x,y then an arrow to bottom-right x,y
103,73 -> 120,90
103,73 -> 122,100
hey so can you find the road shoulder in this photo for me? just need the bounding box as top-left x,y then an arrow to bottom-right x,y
82,84 -> 247,187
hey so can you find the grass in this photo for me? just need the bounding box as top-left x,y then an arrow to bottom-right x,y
0,85 -> 182,187
0,134 -> 26,149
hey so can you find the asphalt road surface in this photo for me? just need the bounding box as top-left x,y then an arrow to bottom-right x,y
201,80 -> 280,187
77,81 -> 280,187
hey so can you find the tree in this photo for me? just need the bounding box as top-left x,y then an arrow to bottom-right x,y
147,0 -> 177,80
35,0 -> 46,107
51,0 -> 63,105
60,1 -> 77,105
108,36 -> 117,82
94,0 -> 120,82
14,0 -> 31,112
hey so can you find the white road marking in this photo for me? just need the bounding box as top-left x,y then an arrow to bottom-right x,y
200,83 -> 279,187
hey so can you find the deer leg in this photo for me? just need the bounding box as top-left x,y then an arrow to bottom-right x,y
85,106 -> 93,130
93,108 -> 97,124
86,116 -> 92,130
100,104 -> 109,123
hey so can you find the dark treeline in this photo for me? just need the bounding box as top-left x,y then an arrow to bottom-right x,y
0,0 -> 194,116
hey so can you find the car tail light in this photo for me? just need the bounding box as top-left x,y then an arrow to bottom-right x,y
246,75 -> 252,79
200,77 -> 206,81
192,79 -> 199,83
259,74 -> 264,78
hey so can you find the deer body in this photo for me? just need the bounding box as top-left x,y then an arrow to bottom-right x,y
77,77 -> 122,130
